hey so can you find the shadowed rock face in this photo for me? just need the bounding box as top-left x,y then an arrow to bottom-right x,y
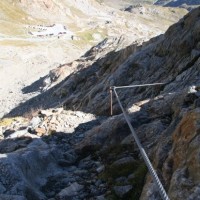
0,110 -> 107,200
0,137 -> 60,200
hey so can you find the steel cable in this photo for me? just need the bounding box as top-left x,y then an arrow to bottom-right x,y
111,83 -> 169,200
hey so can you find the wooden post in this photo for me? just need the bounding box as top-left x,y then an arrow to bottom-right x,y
110,87 -> 113,116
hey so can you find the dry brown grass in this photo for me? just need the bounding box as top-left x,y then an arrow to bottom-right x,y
0,117 -> 27,127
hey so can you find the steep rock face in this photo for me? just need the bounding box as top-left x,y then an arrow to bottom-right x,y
52,7 -> 200,116
138,86 -> 200,199
167,108 -> 200,199
53,36 -> 148,114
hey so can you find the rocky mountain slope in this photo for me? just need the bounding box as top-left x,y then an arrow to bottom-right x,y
102,0 -> 200,10
99,0 -> 155,9
0,5 -> 199,200
37,6 -> 199,117
155,0 -> 200,6
59,7 -> 200,200
155,0 -> 200,10
0,0 -> 188,118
